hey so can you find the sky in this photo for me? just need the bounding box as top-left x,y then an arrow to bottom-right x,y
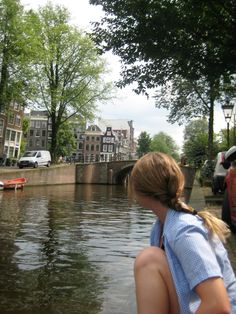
21,0 -> 231,151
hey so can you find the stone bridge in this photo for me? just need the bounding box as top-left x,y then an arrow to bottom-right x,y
76,160 -> 136,185
76,160 -> 196,203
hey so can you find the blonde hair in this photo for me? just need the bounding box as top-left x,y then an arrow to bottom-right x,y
129,152 -> 230,242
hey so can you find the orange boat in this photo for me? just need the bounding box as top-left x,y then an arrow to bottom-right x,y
0,177 -> 27,190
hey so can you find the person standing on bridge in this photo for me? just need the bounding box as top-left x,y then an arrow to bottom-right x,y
129,152 -> 236,314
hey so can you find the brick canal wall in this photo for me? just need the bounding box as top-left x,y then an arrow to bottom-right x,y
0,164 -> 76,186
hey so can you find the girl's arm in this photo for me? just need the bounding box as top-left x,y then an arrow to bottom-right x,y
194,277 -> 230,314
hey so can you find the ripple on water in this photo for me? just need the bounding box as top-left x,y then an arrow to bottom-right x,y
0,184 -> 155,314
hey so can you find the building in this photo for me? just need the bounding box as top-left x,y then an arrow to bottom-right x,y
74,119 -> 136,163
0,102 -> 24,164
97,118 -> 135,160
24,110 -> 51,151
101,126 -> 115,161
76,124 -> 103,162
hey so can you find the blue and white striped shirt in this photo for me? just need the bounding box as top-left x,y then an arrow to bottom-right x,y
150,209 -> 236,313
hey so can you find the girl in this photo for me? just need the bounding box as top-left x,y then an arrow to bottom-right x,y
129,152 -> 236,314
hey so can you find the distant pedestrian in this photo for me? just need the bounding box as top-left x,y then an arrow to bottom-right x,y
129,152 -> 236,314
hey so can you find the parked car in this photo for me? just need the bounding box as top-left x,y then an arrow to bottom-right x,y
212,151 -> 230,195
18,150 -> 51,169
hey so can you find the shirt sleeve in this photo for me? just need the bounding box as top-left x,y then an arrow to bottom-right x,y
172,223 -> 223,290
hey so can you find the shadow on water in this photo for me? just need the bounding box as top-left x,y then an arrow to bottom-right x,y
0,184 -> 154,314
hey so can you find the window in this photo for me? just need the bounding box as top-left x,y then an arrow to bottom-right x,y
108,145 -> 113,152
30,120 -> 35,127
86,136 -> 89,141
0,119 -> 4,137
16,132 -> 21,144
42,121 -> 47,128
30,129 -> 34,136
10,130 -> 16,142
79,143 -> 83,149
42,130 -> 46,137
36,129 -> 40,137
91,144 -> 94,151
6,129 -> 10,140
86,144 -> 89,151
14,148 -> 19,158
8,112 -> 14,124
91,136 -> 95,141
35,121 -> 41,128
36,139 -> 40,147
96,136 -> 100,141
103,144 -> 107,152
96,145 -> 99,151
9,147 -> 14,158
15,115 -> 21,126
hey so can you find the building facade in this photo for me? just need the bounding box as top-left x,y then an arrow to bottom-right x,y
76,124 -> 103,162
24,110 -> 52,151
97,118 -> 135,160
0,102 -> 24,164
101,126 -> 115,161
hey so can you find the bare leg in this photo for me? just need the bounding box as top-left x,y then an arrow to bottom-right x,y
134,246 -> 180,314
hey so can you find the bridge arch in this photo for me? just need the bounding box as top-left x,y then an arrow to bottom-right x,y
112,164 -> 134,185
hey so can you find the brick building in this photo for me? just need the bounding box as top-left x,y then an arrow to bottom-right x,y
24,110 -> 52,151
0,102 -> 24,164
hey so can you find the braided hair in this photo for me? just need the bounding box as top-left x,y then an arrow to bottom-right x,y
129,152 -> 230,242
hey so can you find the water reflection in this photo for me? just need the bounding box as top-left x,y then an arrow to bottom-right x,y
0,184 -> 155,314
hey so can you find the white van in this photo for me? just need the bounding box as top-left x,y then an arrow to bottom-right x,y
18,150 -> 51,169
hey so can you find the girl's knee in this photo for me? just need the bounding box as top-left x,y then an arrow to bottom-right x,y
134,246 -> 166,272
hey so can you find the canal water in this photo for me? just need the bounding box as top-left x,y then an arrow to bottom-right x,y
0,184 -> 155,314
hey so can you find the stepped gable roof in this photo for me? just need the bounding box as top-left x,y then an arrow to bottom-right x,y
98,118 -> 130,131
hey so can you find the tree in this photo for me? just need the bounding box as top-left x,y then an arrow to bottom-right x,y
90,0 -> 236,161
20,116 -> 30,154
150,132 -> 179,160
0,0 -> 27,112
137,131 -> 151,157
56,122 -> 77,160
24,3 -> 111,162
183,118 -> 218,167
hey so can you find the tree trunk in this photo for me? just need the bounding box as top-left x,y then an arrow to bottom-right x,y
0,47 -> 9,112
50,112 -> 58,164
207,86 -> 215,177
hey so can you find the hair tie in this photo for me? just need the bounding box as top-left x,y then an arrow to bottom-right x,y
192,209 -> 198,215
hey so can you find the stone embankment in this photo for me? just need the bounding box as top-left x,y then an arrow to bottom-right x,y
0,164 -> 76,186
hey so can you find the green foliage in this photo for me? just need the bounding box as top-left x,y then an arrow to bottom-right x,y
23,3 -> 112,162
137,131 -> 151,157
183,119 -> 218,168
150,132 -> 179,160
56,122 -> 76,159
90,0 -> 236,161
0,0 -> 28,112
20,117 -> 30,155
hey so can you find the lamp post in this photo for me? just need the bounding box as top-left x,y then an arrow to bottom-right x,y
221,99 -> 234,148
